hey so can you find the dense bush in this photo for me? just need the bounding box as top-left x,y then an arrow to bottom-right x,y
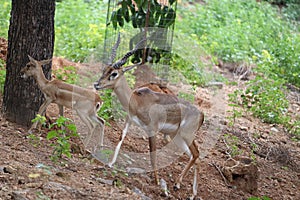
55,0 -> 107,62
263,0 -> 300,21
0,1 -> 10,38
179,0 -> 300,87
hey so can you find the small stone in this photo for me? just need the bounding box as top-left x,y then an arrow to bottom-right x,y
270,127 -> 279,132
126,167 -> 145,174
239,126 -> 248,131
160,178 -> 169,197
132,187 -> 151,200
95,177 -> 114,185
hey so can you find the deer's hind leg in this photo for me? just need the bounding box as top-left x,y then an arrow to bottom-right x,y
173,137 -> 200,200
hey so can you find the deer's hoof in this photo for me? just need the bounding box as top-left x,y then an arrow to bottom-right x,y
107,163 -> 113,168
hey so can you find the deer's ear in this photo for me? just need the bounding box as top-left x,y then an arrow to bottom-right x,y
28,55 -> 36,62
40,59 -> 52,66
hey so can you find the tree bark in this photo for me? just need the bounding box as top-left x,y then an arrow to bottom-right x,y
3,0 -> 55,127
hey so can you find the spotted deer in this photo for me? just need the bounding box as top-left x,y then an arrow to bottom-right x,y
20,55 -> 105,147
94,35 -> 204,199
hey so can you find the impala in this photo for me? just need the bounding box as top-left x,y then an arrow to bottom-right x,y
20,55 -> 105,148
94,35 -> 204,199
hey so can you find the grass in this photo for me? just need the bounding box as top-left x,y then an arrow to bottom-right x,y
54,0 -> 107,62
0,0 -> 10,38
177,0 -> 300,87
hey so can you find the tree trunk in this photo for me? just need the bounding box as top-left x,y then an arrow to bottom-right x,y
2,0 -> 55,127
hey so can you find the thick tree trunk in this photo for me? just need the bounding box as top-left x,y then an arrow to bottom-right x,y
3,0 -> 55,127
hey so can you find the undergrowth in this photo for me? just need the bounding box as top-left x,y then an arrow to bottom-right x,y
30,115 -> 79,162
54,0 -> 107,62
179,0 -> 300,87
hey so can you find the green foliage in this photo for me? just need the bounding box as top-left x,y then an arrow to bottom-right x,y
282,2 -> 300,21
53,65 -> 78,84
242,76 -> 289,124
178,91 -> 195,103
54,0 -> 107,62
264,36 -> 300,87
28,114 -> 47,147
180,0 -> 300,87
263,0 -> 300,21
170,54 -> 203,86
224,134 -> 243,157
0,60 -> 6,94
47,116 -> 78,162
97,89 -> 113,122
108,0 -> 177,65
108,0 -> 176,29
31,114 -> 47,127
0,0 -> 10,37
227,90 -> 244,126
230,72 -> 300,140
248,196 -> 271,200
287,118 -> 300,141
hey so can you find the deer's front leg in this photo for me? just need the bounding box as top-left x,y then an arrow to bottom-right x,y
149,134 -> 159,185
109,116 -> 131,167
30,98 -> 52,131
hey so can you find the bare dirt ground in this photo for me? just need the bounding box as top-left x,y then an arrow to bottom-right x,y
1,38 -> 300,200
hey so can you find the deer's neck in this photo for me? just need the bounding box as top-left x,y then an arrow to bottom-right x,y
114,76 -> 132,112
34,69 -> 49,89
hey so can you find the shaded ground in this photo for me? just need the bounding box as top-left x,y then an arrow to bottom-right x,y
1,38 -> 300,200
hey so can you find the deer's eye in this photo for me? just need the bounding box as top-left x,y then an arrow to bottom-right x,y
109,72 -> 118,80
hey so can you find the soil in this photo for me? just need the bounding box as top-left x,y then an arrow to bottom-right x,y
1,38 -> 300,200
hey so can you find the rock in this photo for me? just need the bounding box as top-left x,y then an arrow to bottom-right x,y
206,82 -> 224,89
126,167 -> 146,175
160,178 -> 169,197
270,127 -> 279,133
239,126 -> 248,131
133,187 -> 151,200
95,177 -> 114,185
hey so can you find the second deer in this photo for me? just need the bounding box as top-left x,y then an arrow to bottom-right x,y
94,35 -> 204,199
20,55 -> 105,149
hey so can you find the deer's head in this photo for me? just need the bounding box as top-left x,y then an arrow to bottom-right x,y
20,55 -> 51,79
94,34 -> 145,90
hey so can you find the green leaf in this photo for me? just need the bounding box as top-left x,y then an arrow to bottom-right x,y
169,0 -> 176,5
165,8 -> 176,27
135,0 -> 143,7
47,131 -> 58,140
141,1 -> 148,14
116,8 -> 124,27
124,7 -> 130,22
131,14 -> 137,28
111,11 -> 118,29
66,124 -> 77,133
